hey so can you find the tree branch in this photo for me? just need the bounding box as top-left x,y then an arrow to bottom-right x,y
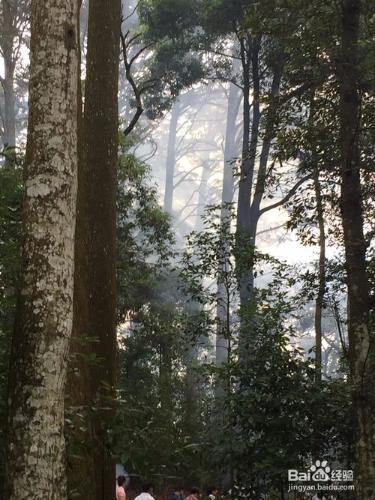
121,30 -> 145,136
123,1 -> 141,22
259,174 -> 312,216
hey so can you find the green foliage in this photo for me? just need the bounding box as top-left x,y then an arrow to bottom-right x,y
3,0 -> 374,493
0,150 -> 23,483
114,270 -> 211,488
179,207 -> 353,496
117,137 -> 175,320
125,0 -> 206,119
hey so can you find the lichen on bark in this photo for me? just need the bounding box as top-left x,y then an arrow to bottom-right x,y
5,1 -> 79,499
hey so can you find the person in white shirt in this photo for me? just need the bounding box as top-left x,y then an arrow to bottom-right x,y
135,484 -> 156,500
207,486 -> 219,500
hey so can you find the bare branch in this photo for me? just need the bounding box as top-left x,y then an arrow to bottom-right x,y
173,165 -> 202,189
125,32 -> 142,49
122,1 -> 141,23
129,41 -> 154,67
257,223 -> 285,236
121,30 -> 145,136
259,174 -> 312,216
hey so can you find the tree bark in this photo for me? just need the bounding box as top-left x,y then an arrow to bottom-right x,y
65,2 -> 96,497
338,0 -> 375,496
194,157 -> 211,231
163,98 -> 181,214
5,0 -> 78,497
236,39 -> 283,309
0,0 -> 16,149
313,167 -> 326,383
66,0 -> 121,498
216,83 -> 241,366
236,35 -> 260,309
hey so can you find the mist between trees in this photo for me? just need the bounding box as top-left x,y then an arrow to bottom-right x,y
0,0 -> 375,499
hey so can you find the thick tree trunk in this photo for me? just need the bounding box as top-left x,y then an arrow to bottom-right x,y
67,1 -> 121,499
65,2 -> 96,497
163,98 -> 181,214
216,83 -> 241,365
5,1 -> 78,498
0,0 -> 16,149
339,0 -> 375,496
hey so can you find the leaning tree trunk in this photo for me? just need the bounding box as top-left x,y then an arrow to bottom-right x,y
339,0 -> 375,496
5,1 -> 78,498
66,0 -> 121,499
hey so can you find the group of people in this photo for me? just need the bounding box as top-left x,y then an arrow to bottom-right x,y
171,486 -> 219,500
116,479 -> 156,500
116,479 -> 219,500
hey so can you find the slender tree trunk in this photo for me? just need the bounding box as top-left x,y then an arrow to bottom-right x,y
164,98 -> 181,214
159,340 -> 174,442
313,167 -> 326,383
5,1 -> 78,497
248,57 -> 283,249
194,158 -> 211,231
307,93 -> 326,383
2,62 -> 16,149
1,0 -> 16,149
339,0 -> 375,496
216,83 -> 241,365
185,159 -> 211,406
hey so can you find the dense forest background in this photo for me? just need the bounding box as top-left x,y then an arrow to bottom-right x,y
0,0 -> 375,499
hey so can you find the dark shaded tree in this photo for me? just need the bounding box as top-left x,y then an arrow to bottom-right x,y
66,0 -> 121,498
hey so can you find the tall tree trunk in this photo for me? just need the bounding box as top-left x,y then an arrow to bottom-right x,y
0,0 -> 16,149
216,83 -> 241,365
5,1 -> 78,497
307,92 -> 326,383
194,157 -> 211,231
338,0 -> 375,496
159,339 -> 174,441
66,0 -> 121,498
236,39 -> 283,313
236,35 -> 261,306
164,98 -> 181,214
184,158 -> 212,383
313,167 -> 326,383
181,159 -> 214,442
65,2 -> 96,497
